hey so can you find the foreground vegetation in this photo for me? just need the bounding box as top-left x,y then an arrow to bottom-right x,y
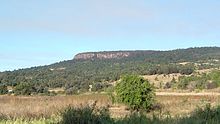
1,103 -> 220,124
1,74 -> 220,123
1,94 -> 219,120
59,104 -> 220,124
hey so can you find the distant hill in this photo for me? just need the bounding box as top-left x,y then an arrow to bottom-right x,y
74,51 -> 156,60
74,47 -> 220,61
1,47 -> 220,94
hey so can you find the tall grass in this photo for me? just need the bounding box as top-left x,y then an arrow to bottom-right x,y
0,118 -> 56,124
58,103 -> 220,124
177,103 -> 220,124
1,104 -> 220,124
0,94 -> 111,119
0,95 -> 220,124
59,105 -> 113,124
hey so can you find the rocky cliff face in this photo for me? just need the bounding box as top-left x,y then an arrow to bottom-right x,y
74,51 -> 132,60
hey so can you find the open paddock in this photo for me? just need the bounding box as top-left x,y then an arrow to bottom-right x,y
0,93 -> 220,119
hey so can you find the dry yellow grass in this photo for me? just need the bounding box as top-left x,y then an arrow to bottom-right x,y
0,93 -> 220,119
0,94 -> 111,119
143,73 -> 181,88
195,68 -> 219,74
157,94 -> 220,116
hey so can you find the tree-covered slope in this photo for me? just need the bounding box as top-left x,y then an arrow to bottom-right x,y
0,47 -> 220,94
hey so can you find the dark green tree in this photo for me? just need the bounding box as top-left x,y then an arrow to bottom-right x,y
0,85 -> 8,94
115,75 -> 155,111
14,82 -> 36,95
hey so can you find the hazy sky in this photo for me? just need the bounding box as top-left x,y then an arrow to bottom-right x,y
1,0 -> 220,71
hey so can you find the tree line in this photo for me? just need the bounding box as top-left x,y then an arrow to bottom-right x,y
0,47 -> 220,95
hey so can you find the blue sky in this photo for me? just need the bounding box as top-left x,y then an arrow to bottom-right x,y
0,0 -> 220,71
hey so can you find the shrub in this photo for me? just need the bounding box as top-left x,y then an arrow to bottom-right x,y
115,112 -> 150,124
115,75 -> 155,111
0,85 -> 8,95
206,82 -> 218,89
177,76 -> 192,89
163,82 -> 172,89
34,85 -> 50,95
14,82 -> 36,95
179,67 -> 194,75
59,106 -> 113,124
208,70 -> 220,86
65,87 -> 79,95
178,104 -> 220,124
91,82 -> 111,92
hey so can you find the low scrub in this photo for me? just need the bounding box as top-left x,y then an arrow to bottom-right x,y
176,70 -> 220,90
58,104 -> 220,124
1,103 -> 220,124
178,104 -> 220,124
59,105 -> 113,124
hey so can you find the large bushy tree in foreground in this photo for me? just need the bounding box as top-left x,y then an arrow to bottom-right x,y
115,75 -> 155,111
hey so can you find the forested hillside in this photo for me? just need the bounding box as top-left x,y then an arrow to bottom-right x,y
1,47 -> 220,95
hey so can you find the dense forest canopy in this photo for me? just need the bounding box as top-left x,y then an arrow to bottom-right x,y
1,47 -> 220,94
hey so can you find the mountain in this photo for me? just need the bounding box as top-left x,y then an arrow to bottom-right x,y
1,47 -> 220,94
74,47 -> 220,61
74,51 -> 156,60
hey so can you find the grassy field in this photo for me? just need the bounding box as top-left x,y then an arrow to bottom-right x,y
0,93 -> 220,123
0,94 -> 111,119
